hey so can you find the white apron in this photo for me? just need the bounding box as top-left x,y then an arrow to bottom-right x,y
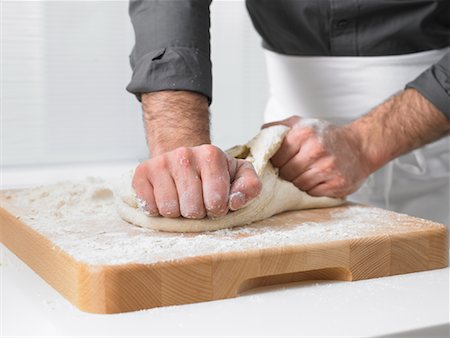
263,47 -> 450,226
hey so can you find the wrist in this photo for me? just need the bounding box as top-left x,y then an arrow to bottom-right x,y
149,131 -> 211,156
344,99 -> 397,175
343,88 -> 449,175
341,123 -> 377,178
141,90 -> 211,156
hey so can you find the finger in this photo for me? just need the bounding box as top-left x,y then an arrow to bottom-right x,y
292,168 -> 326,192
262,121 -> 284,129
270,139 -> 298,169
199,145 -> 230,217
132,164 -> 159,216
307,182 -> 335,197
310,175 -> 352,198
278,153 -> 311,182
307,182 -> 338,198
229,159 -> 262,211
272,124 -> 323,168
261,115 -> 300,129
270,126 -> 308,168
171,149 -> 206,219
149,170 -> 181,218
279,139 -> 326,181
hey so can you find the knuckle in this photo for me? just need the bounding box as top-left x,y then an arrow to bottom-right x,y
305,151 -> 322,163
241,175 -> 262,196
249,176 -> 263,192
312,144 -> 327,158
172,147 -> 193,168
319,157 -> 336,173
199,144 -> 222,162
293,175 -> 306,186
240,160 -> 255,169
151,156 -> 168,172
134,162 -> 148,178
332,176 -> 347,190
205,189 -> 229,216
292,126 -> 315,140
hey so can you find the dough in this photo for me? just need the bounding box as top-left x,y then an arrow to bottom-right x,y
116,125 -> 344,232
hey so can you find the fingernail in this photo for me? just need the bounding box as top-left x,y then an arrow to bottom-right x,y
229,191 -> 247,211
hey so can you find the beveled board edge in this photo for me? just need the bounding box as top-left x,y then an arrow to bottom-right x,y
1,207 -> 448,314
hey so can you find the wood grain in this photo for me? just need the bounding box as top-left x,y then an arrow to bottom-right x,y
0,204 -> 448,314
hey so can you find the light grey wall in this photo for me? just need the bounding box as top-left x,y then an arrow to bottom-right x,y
210,1 -> 268,149
2,0 -> 268,167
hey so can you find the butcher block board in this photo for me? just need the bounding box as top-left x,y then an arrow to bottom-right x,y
0,178 -> 448,314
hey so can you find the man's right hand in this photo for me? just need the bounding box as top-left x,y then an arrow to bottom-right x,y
133,90 -> 262,219
132,145 -> 262,219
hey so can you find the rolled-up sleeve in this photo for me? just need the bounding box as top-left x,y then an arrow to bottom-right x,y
126,0 -> 212,103
406,52 -> 450,119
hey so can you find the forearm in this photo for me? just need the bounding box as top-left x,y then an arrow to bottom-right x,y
347,88 -> 450,173
141,90 -> 211,156
134,91 -> 262,220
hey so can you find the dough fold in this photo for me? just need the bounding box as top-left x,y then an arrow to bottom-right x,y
116,125 -> 344,232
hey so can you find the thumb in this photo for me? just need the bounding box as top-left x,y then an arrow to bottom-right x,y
228,159 -> 262,211
261,115 -> 301,129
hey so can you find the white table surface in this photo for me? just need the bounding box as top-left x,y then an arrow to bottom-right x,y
1,163 -> 449,337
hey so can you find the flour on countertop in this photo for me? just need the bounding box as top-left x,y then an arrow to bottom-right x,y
0,177 -> 439,266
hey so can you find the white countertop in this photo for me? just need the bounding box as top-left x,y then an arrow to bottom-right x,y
1,163 -> 449,337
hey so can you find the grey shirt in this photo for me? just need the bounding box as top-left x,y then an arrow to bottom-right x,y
126,0 -> 450,118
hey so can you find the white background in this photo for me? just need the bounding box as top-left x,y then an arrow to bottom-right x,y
2,0 -> 268,168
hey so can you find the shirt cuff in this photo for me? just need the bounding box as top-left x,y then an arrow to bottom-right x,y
126,46 -> 212,104
405,53 -> 450,119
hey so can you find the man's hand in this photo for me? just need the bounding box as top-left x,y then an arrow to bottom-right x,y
262,117 -> 370,198
134,90 -> 262,219
132,145 -> 262,218
263,89 -> 450,199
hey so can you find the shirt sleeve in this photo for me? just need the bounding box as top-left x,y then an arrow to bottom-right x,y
406,52 -> 450,119
126,0 -> 212,103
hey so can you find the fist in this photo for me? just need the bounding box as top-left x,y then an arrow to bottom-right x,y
132,144 -> 262,219
262,116 -> 369,198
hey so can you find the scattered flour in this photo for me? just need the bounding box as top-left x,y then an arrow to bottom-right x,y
1,177 -> 439,266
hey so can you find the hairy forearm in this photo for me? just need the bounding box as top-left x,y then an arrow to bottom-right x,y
346,88 -> 450,173
141,91 -> 211,156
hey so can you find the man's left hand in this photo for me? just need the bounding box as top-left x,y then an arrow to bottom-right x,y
262,116 -> 370,198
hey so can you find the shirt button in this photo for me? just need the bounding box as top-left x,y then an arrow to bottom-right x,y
336,19 -> 348,30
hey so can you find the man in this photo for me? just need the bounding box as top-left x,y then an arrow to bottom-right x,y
126,0 -> 450,225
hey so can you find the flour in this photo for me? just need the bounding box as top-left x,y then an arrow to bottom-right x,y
1,177 -> 438,266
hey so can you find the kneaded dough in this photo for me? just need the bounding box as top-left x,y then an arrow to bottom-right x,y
116,125 -> 344,232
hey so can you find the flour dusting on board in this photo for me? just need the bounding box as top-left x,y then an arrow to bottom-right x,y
1,178 -> 438,265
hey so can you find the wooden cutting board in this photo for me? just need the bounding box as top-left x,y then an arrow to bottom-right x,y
0,180 -> 448,314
